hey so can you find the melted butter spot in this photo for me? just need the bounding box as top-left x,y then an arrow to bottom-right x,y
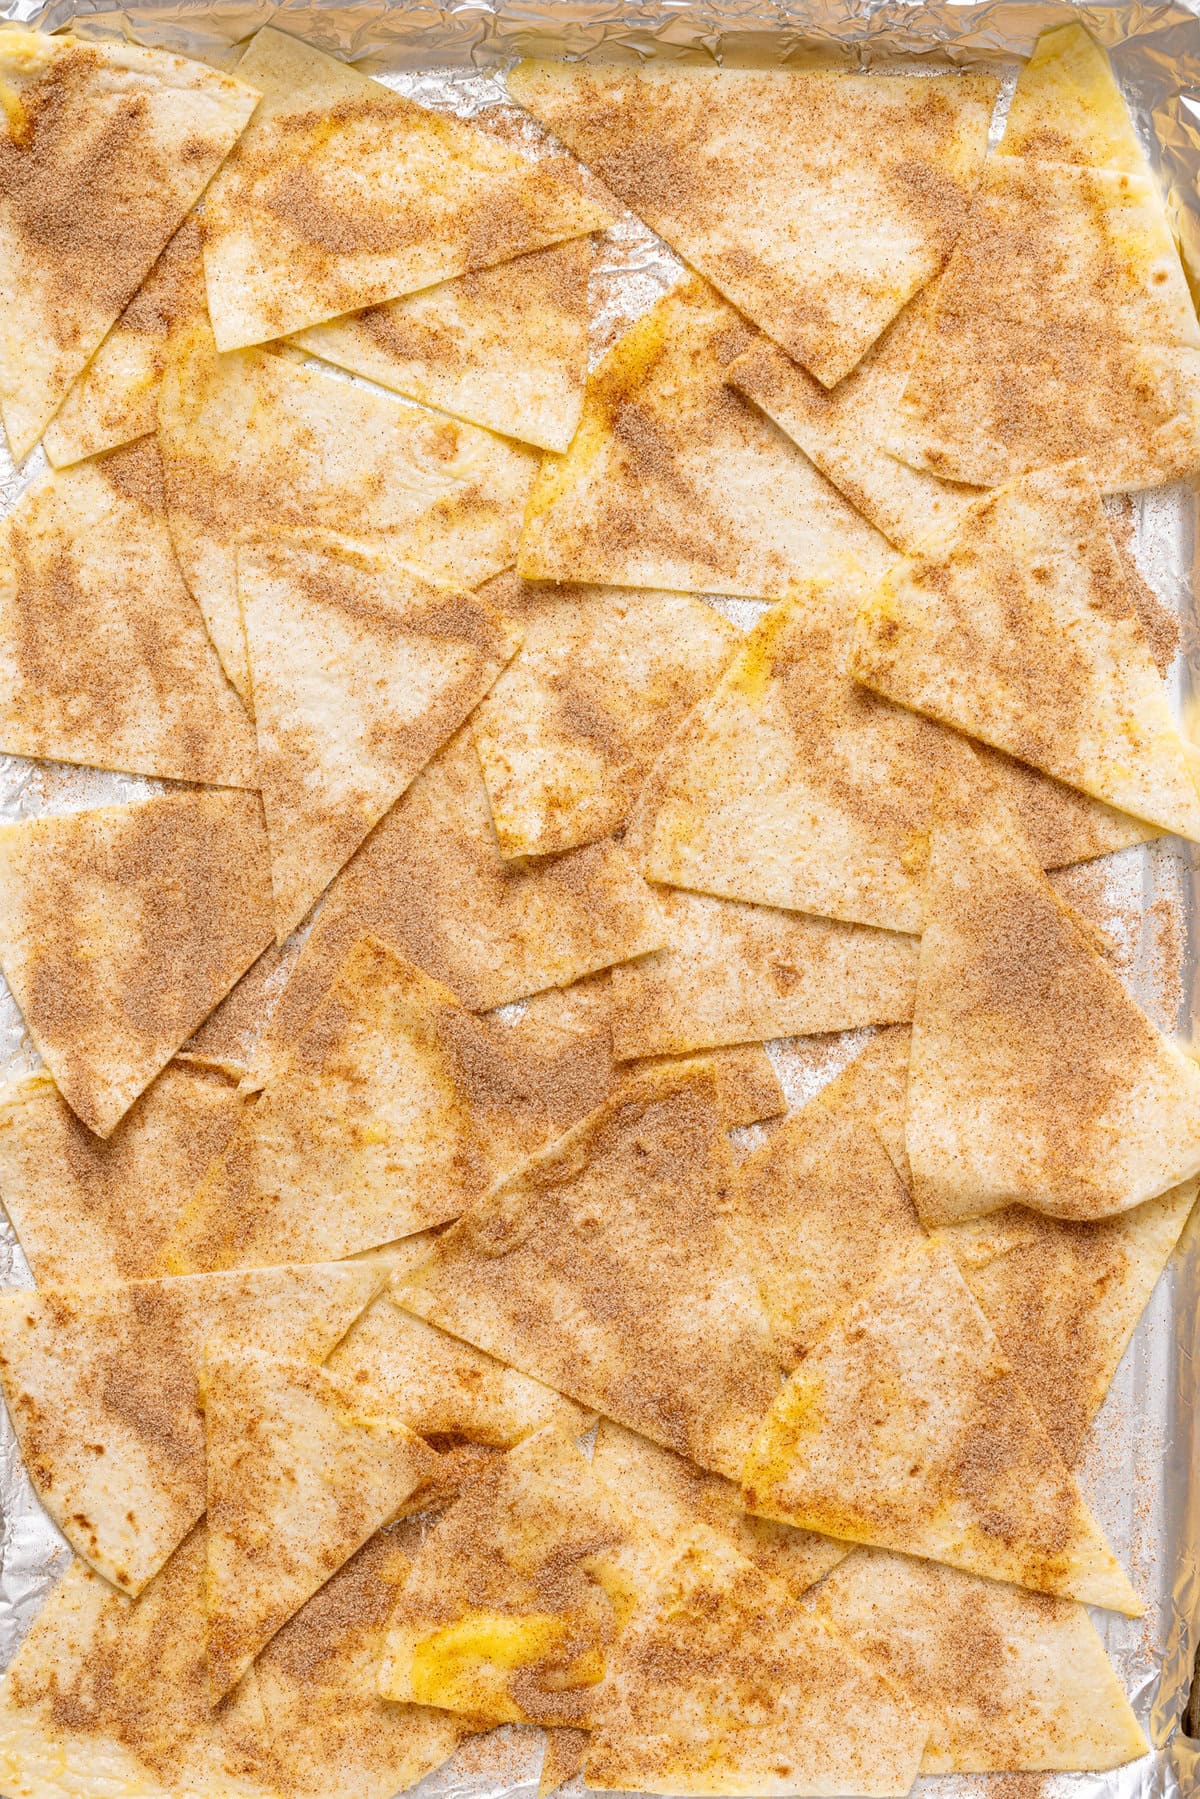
406,1608 -> 568,1712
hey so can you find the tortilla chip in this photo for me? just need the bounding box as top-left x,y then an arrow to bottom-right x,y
380,1426 -> 647,1726
909,777 -> 1200,1223
508,60 -> 996,387
610,886 -> 917,1058
517,276 -> 891,596
732,1077 -> 924,1365
0,439 -> 256,786
593,1421 -> 848,1598
0,1060 -> 246,1286
811,1548 -> 1147,1773
203,1344 -> 440,1701
852,462 -> 1200,840
157,321 -> 535,702
742,1237 -> 1142,1615
1001,23 -> 1150,174
0,1260 -> 385,1594
202,29 -> 610,351
42,216 -> 206,469
0,790 -> 274,1137
540,1728 -> 588,1798
178,941 -> 288,1079
239,534 -> 521,939
0,31 -> 256,459
585,1535 -> 928,1796
473,576 -> 736,858
397,1064 -> 778,1479
293,238 -> 594,453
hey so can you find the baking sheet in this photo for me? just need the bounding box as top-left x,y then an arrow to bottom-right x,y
0,1 -> 1198,1795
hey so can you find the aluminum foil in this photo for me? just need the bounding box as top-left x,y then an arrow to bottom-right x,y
0,2 -> 1198,1797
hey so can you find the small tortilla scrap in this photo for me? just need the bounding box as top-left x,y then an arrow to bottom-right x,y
540,1728 -> 588,1798
0,1260 -> 385,1595
238,533 -> 521,939
585,1534 -> 928,1796
517,275 -> 891,597
203,28 -> 611,350
380,1426 -> 646,1726
742,1236 -> 1142,1616
157,320 -> 536,703
610,885 -> 917,1058
508,60 -> 997,387
908,776 -> 1200,1223
42,215 -> 206,469
0,790 -> 274,1137
0,1060 -> 246,1286
0,439 -> 256,787
852,462 -> 1200,840
294,237 -> 594,453
732,1074 -> 925,1365
811,1549 -> 1147,1773
593,1420 -> 848,1599
178,940 -> 289,1079
1000,23 -> 1149,174
203,1343 -> 441,1702
474,575 -> 736,858
242,723 -> 665,1078
396,1063 -> 778,1480
817,1023 -> 914,1187
0,30 -> 257,459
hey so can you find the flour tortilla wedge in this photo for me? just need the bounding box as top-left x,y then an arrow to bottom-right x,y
508,61 -> 996,387
909,777 -> 1200,1222
157,322 -> 535,702
0,31 -> 257,460
742,1237 -> 1142,1614
0,790 -> 274,1137
0,1060 -> 246,1286
811,1549 -> 1147,1773
380,1427 -> 648,1726
0,1260 -> 384,1594
293,238 -> 594,453
540,1729 -> 588,1799
203,1344 -> 441,1702
593,1421 -> 847,1599
585,1535 -> 928,1796
239,534 -> 521,939
852,462 -> 1200,840
396,1065 -> 779,1480
178,940 -> 288,1079
1001,22 -> 1149,172
517,276 -> 891,596
0,439 -> 257,786
42,216 -> 206,469
610,886 -> 917,1058
473,576 -> 736,858
203,29 -> 610,350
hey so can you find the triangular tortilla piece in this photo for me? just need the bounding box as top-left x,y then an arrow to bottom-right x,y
473,576 -> 736,858
381,1427 -> 649,1725
203,29 -> 611,350
293,238 -> 594,453
239,535 -> 521,939
1000,23 -> 1150,172
818,1024 -> 914,1187
42,216 -> 206,469
0,1060 -> 246,1286
203,1344 -> 441,1702
0,440 -> 257,786
852,463 -> 1200,839
811,1548 -> 1147,1773
517,276 -> 891,596
585,1535 -> 928,1796
540,1729 -> 588,1798
0,1260 -> 384,1594
396,1065 -> 779,1479
742,1237 -> 1142,1614
178,940 -> 287,1079
0,790 -> 274,1137
158,323 -> 536,703
593,1420 -> 847,1597
637,579 -> 1149,935
909,777 -> 1200,1222
0,31 -> 257,459
610,885 -> 917,1058
508,61 -> 997,387
732,1077 -> 925,1365
937,1179 -> 1198,1465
